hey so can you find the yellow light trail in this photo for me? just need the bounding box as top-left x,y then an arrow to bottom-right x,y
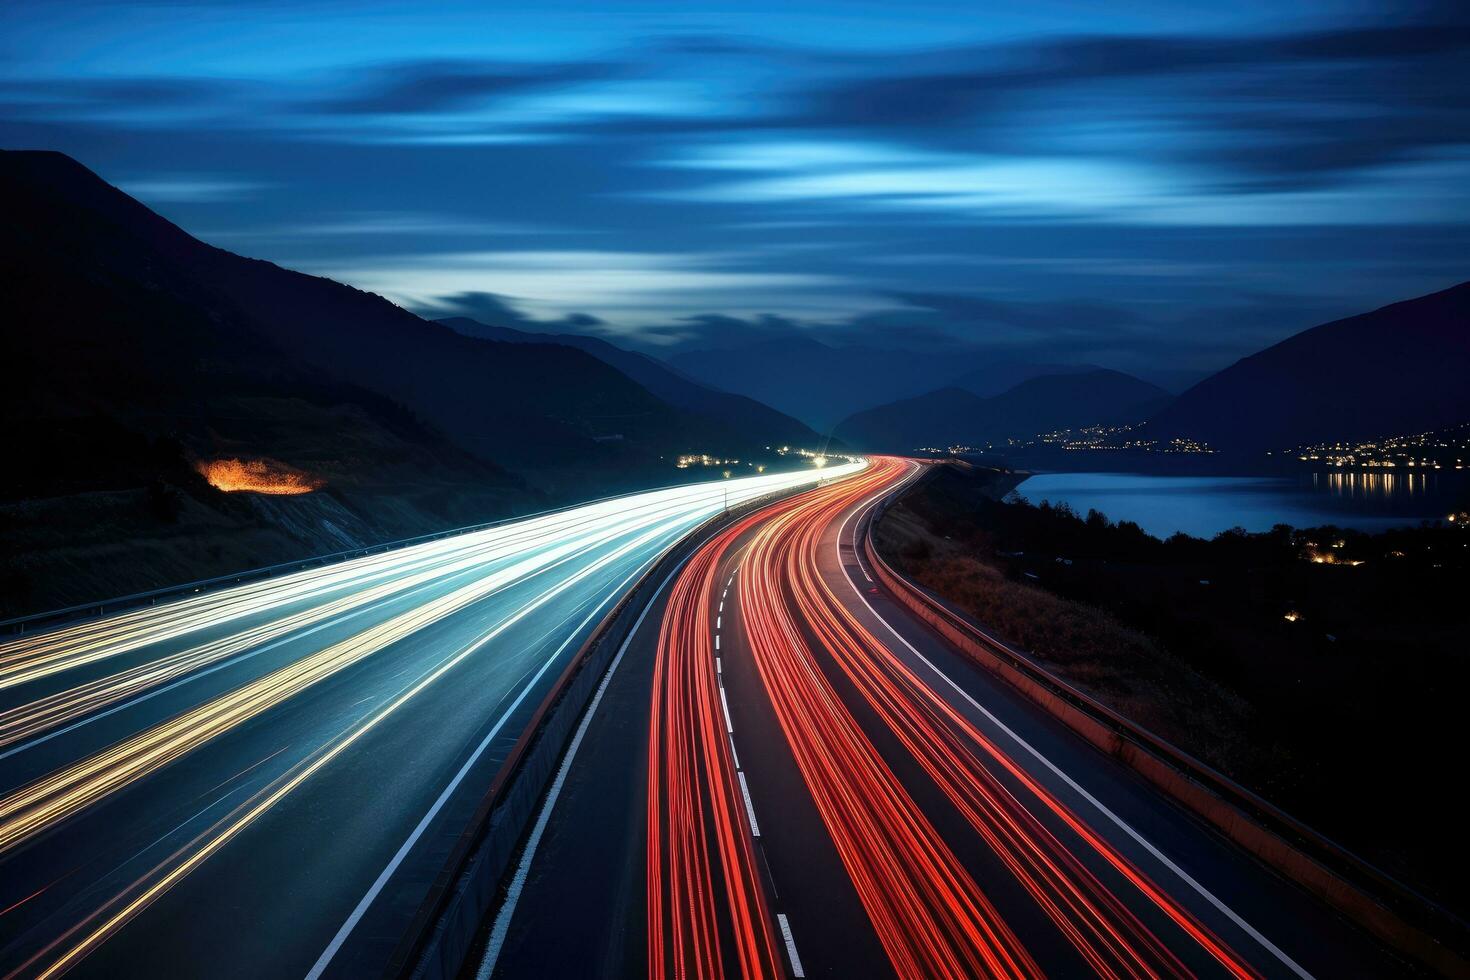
12,490 -> 859,980
0,498 -> 700,749
0,465 -> 863,692
0,464 -> 867,859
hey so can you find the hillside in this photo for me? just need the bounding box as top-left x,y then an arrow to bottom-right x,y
1148,282 -> 1470,450
0,151 -> 771,499
0,149 -> 796,614
0,151 -> 551,612
437,317 -> 822,449
833,369 -> 1170,451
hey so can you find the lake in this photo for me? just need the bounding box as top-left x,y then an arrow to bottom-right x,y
1012,470 -> 1468,538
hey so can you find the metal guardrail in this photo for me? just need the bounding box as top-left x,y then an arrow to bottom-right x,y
862,478 -> 1470,976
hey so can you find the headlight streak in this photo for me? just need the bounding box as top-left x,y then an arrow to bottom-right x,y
0,466 -> 859,752
0,509 -> 652,855
0,467 -> 862,694
12,512 -> 698,980
0,487 -> 754,754
0,464 -> 859,977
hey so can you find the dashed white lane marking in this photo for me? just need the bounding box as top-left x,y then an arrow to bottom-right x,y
728,734 -> 741,769
835,476 -> 1313,980
737,770 -> 761,836
715,634 -> 721,651
716,616 -> 722,629
716,656 -> 722,674
777,913 -> 806,977
719,600 -> 724,612
720,686 -> 734,734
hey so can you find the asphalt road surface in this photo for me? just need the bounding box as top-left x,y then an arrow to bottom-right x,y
489,457 -> 1414,979
0,463 -> 859,979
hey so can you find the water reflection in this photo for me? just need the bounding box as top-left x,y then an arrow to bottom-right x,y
1312,470 -> 1432,504
1017,470 -> 1467,538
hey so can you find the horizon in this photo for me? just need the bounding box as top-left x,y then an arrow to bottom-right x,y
4,0 -> 1468,388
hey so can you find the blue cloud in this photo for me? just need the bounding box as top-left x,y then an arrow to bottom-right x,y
3,0 -> 1468,379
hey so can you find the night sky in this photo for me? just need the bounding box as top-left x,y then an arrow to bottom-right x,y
4,0 -> 1467,387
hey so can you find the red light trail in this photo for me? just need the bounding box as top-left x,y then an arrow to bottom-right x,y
647,456 -> 1267,977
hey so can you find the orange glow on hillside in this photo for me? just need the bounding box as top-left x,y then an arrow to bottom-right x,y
196,458 -> 323,495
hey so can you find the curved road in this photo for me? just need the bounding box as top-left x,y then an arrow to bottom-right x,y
0,464 -> 859,979
489,457 -> 1412,979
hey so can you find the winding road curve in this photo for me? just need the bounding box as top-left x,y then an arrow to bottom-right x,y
491,457 -> 1412,979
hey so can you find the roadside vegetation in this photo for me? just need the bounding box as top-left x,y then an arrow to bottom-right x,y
875,462 -> 1470,917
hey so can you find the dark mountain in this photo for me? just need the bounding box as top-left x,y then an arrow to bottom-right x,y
0,151 -> 799,497
1148,282 -> 1470,450
0,151 -> 539,612
834,388 -> 990,451
833,369 -> 1171,451
437,317 -> 822,448
0,149 -> 797,613
666,340 -> 955,430
668,339 -> 1098,430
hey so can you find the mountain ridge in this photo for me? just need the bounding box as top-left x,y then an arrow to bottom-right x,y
1148,281 -> 1470,450
833,369 -> 1171,451
436,316 -> 823,449
668,341 -> 1096,430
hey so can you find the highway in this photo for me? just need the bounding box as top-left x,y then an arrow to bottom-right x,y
0,463 -> 861,979
490,456 -> 1413,979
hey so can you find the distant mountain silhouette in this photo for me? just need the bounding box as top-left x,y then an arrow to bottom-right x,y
437,317 -> 822,449
945,361 -> 1101,397
1148,282 -> 1470,450
668,340 -> 1086,430
833,369 -> 1171,451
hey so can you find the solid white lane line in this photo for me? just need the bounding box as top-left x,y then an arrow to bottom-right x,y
835,482 -> 1313,980
737,770 -> 761,837
306,605 -> 604,980
309,527 -> 679,980
720,687 -> 734,734
777,913 -> 806,977
475,546 -> 695,979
